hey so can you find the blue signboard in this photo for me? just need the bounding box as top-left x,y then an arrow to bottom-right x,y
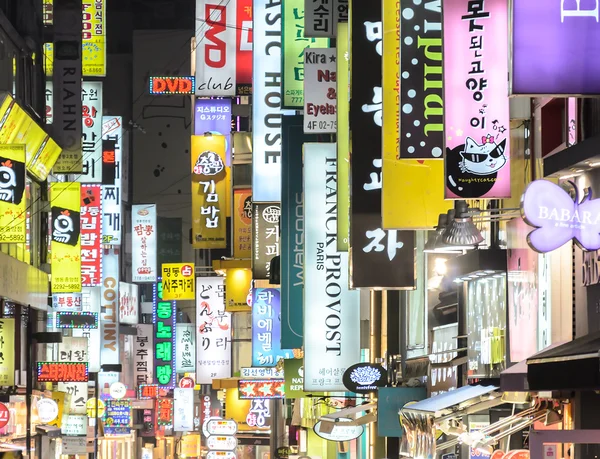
252,288 -> 293,367
103,399 -> 131,435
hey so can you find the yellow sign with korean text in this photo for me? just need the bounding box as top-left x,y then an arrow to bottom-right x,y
50,182 -> 82,293
225,268 -> 252,312
233,189 -> 252,258
0,145 -> 26,244
0,319 -> 15,386
43,1 -> 106,76
191,135 -> 227,249
336,22 -> 349,252
162,263 -> 195,301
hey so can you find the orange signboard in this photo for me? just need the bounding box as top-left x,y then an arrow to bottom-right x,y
150,76 -> 195,95
37,362 -> 88,382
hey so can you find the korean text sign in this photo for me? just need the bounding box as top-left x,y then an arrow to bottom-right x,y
0,145 -> 26,244
101,249 -> 120,365
82,0 -> 106,76
134,324 -> 154,388
0,319 -> 14,386
104,400 -> 132,434
132,204 -> 158,282
191,135 -> 227,249
252,203 -> 280,280
50,182 -> 82,293
252,288 -> 293,367
81,81 -> 103,182
154,294 -> 177,389
162,263 -> 195,301
176,324 -> 196,374
303,48 -> 337,134
101,116 -> 123,245
80,184 -> 102,286
233,189 -> 252,258
196,277 -> 232,384
304,0 -> 349,37
443,0 -> 510,199
37,362 -> 88,382
236,0 -> 253,94
194,99 -> 232,165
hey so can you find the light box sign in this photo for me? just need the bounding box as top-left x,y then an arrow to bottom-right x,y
225,268 -> 252,312
0,145 -> 26,244
37,362 -> 88,383
50,182 -> 82,293
512,1 -> 600,95
303,48 -> 337,134
176,324 -> 196,374
162,263 -> 195,301
58,381 -> 87,415
0,319 -> 14,386
101,248 -> 120,365
150,76 -> 195,95
303,143 -> 360,392
282,0 -> 329,108
138,384 -> 159,400
157,398 -> 174,426
443,0 -> 510,199
194,99 -> 232,165
55,312 -> 98,329
521,179 -> 600,253
119,282 -> 139,324
196,277 -> 232,384
103,399 -> 131,434
132,204 -> 158,283
240,367 -> 284,378
191,135 -> 227,249
73,287 -> 101,372
80,81 -> 103,182
252,203 -> 280,280
80,184 -> 102,286
238,379 -> 285,399
134,324 -> 154,388
174,388 -> 194,432
252,288 -> 293,367
195,0 -> 237,96
304,0 -> 348,37
52,293 -> 82,311
58,337 -> 88,364
336,22 -> 349,249
101,116 -> 123,245
45,81 -> 53,123
154,296 -> 177,389
236,0 -> 253,95
233,189 -> 252,258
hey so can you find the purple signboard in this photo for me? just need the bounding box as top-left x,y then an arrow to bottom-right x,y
251,288 -> 293,367
522,180 -> 600,253
194,99 -> 232,165
512,1 -> 600,95
443,0 -> 510,199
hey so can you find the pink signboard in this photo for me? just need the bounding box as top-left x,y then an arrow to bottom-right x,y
443,0 -> 510,199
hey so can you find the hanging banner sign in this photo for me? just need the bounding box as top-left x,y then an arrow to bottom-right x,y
303,48 -> 337,134
304,0 -> 348,37
252,288 -> 293,367
194,99 -> 232,165
50,182 -> 82,293
101,116 -> 123,245
0,145 -> 26,244
191,135 -> 227,249
80,184 -> 102,286
100,248 -> 120,365
119,282 -> 139,324
132,204 -> 158,283
303,143 -> 360,391
134,324 -> 154,388
154,292 -> 177,389
236,0 -> 253,95
196,277 -> 232,384
80,81 -> 103,182
195,0 -> 237,96
174,388 -> 195,432
443,0 -> 510,199
0,319 -> 14,386
150,76 -> 195,95
176,324 -> 196,374
157,398 -> 174,426
252,203 -> 280,280
233,189 -> 252,258
162,263 -> 195,300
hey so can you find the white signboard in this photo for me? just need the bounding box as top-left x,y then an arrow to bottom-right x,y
61,437 -> 88,454
176,324 -> 196,374
61,414 -> 87,436
134,324 -> 154,388
119,282 -> 139,324
195,0 -> 237,96
303,143 -> 360,391
52,293 -> 83,311
59,337 -> 88,363
207,419 -> 238,435
304,0 -> 348,37
101,116 -> 123,245
207,435 -> 237,451
313,419 -> 364,441
304,48 -> 337,134
240,367 -> 284,378
131,204 -> 158,283
80,81 -> 104,182
37,398 -> 59,423
173,388 -> 195,432
58,382 -> 88,414
100,248 -> 120,365
196,277 -> 231,384
73,287 -> 101,372
45,81 -> 53,124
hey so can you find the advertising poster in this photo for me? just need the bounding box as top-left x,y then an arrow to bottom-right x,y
443,0 -> 510,199
194,99 -> 232,164
176,324 -> 196,374
304,0 -> 348,37
336,22 -> 350,250
162,263 -> 195,301
303,143 -> 360,391
236,0 -> 253,95
195,0 -> 237,96
0,145 -> 26,244
100,248 -> 120,365
0,319 -> 14,386
80,184 -> 102,286
196,277 -> 232,384
191,135 -> 227,249
134,324 -> 154,388
225,268 -> 252,312
303,48 -> 337,134
119,282 -> 139,324
132,204 -> 158,283
101,116 -> 123,245
233,189 -> 252,259
252,288 -> 293,367
154,297 -> 177,389
80,81 -> 103,182
50,182 -> 82,293
252,203 -> 280,280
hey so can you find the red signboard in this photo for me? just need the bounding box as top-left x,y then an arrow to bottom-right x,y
138,384 -> 159,400
236,0 -> 253,94
149,76 -> 195,95
157,398 -> 173,426
0,403 -> 9,429
37,362 -> 89,382
81,185 -> 102,286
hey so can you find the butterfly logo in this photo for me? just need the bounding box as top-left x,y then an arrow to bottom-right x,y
522,180 -> 600,253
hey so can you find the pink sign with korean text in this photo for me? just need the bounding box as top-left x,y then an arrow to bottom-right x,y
443,0 -> 510,199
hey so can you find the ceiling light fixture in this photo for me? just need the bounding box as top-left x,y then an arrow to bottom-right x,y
442,201 -> 484,247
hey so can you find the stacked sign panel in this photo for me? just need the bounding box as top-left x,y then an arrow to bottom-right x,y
101,116 -> 123,245
132,204 -> 158,283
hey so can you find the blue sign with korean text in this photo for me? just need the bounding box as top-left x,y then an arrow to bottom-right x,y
194,98 -> 232,165
103,399 -> 132,435
252,288 -> 293,367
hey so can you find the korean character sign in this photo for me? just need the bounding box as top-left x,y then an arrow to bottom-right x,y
193,99 -> 232,165
80,185 -> 102,286
0,319 -> 15,386
236,0 -> 253,95
191,135 -> 227,249
52,293 -> 83,311
176,324 -> 196,374
251,288 -> 293,367
196,277 -> 232,384
304,0 -> 349,37
0,145 -> 26,244
443,0 -> 510,199
173,388 -> 194,432
101,116 -> 123,245
50,182 -> 82,293
252,203 -> 281,280
134,324 -> 154,389
162,263 -> 196,301
82,0 -> 106,76
153,296 -> 177,389
132,204 -> 158,283
80,81 -> 104,182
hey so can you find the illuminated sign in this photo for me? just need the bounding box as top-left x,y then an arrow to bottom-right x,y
52,293 -> 82,311
154,283 -> 177,389
225,268 -> 252,312
157,398 -> 173,426
252,203 -> 280,280
240,367 -> 284,379
162,263 -> 195,301
132,205 -> 157,283
101,139 -> 116,185
81,81 -> 103,182
138,384 -> 159,400
134,325 -> 154,388
80,184 -> 102,286
104,399 -> 131,427
173,388 -> 194,432
251,288 -> 293,366
236,0 -> 253,94
149,76 -> 195,95
0,319 -> 15,386
0,145 -> 26,244
342,362 -> 387,393
37,362 -> 89,383
238,379 -> 285,399
101,248 -> 120,365
194,99 -> 232,165
206,435 -> 237,451
101,116 -> 123,245
207,419 -> 238,435
233,189 -> 252,258
55,312 -> 98,329
303,48 -> 337,133
313,418 -> 364,441
304,0 -> 348,37
119,282 -> 139,324
176,324 -> 196,374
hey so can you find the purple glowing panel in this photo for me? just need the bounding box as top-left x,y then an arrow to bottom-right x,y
512,1 -> 600,95
194,99 -> 232,165
521,180 -> 600,253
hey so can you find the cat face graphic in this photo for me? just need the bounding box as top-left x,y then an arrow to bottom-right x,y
459,136 -> 507,176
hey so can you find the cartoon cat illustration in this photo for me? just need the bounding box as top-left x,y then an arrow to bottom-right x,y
459,135 -> 507,176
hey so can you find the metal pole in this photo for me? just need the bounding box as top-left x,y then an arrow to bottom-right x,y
26,305 -> 32,458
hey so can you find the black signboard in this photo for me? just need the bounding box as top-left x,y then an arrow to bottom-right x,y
101,139 -> 117,185
350,2 -> 415,289
342,362 -> 387,394
252,203 -> 281,280
55,312 -> 98,329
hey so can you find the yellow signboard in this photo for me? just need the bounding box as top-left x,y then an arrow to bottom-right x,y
0,319 -> 15,386
233,189 -> 252,259
162,263 -> 195,301
225,268 -> 252,312
85,398 -> 106,418
191,135 -> 228,249
47,391 -> 66,428
50,182 -> 82,293
44,1 -> 107,76
0,145 -> 26,244
336,22 -> 350,252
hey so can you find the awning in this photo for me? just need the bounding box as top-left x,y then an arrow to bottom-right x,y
319,402 -> 377,426
500,342 -> 566,392
527,331 -> 600,391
